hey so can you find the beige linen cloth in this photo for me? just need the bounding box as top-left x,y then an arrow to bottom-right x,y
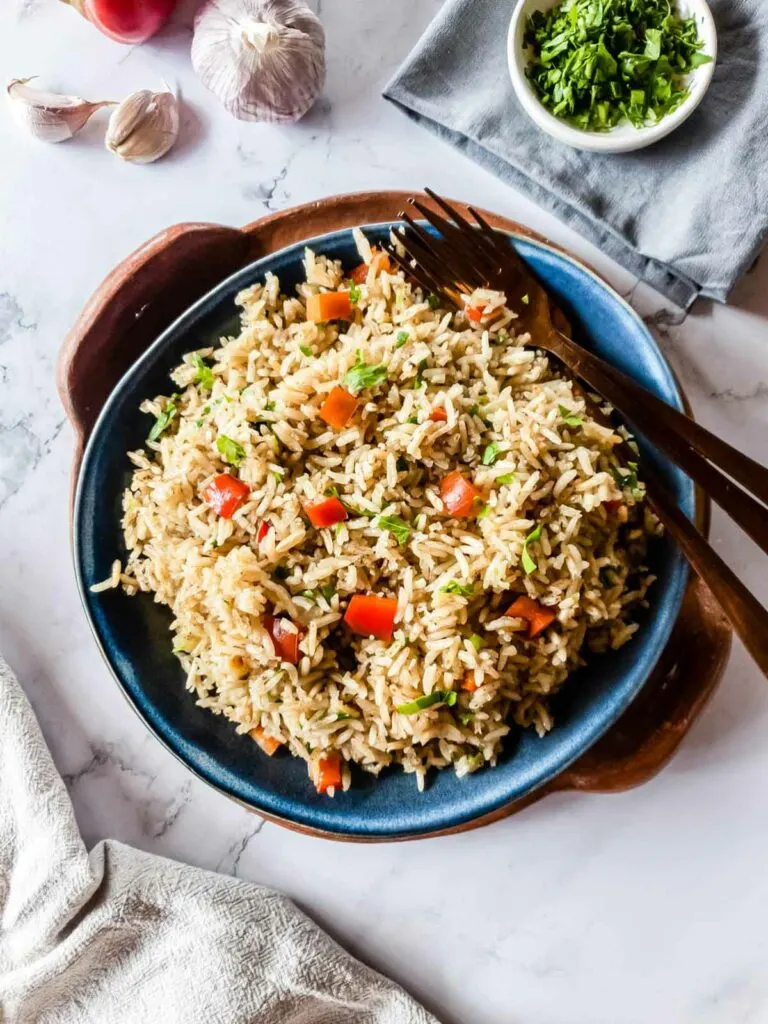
0,655 -> 437,1024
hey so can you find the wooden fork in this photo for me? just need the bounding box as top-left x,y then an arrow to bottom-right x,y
386,189 -> 768,678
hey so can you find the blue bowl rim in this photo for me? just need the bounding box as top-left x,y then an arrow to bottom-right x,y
73,220 -> 691,839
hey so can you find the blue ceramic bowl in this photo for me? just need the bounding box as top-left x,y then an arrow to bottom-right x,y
75,224 -> 693,839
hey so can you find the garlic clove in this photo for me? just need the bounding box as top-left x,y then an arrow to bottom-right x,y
105,88 -> 180,164
7,77 -> 114,143
191,0 -> 325,124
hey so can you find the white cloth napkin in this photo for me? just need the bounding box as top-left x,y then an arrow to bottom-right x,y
0,655 -> 437,1024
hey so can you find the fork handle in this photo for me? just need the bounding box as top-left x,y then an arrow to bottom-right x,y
645,470 -> 768,677
547,330 -> 768,559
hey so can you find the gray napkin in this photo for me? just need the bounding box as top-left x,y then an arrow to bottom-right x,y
0,654 -> 437,1024
384,0 -> 768,308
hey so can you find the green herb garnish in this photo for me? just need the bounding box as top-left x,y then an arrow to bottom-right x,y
524,0 -> 712,132
521,523 -> 543,576
427,293 -> 441,309
193,354 -> 214,391
440,581 -> 475,597
495,473 -> 516,485
396,690 -> 457,714
482,442 -> 502,466
299,344 -> 313,358
348,283 -> 361,305
469,633 -> 484,651
521,294 -> 530,305
458,712 -> 475,726
610,460 -> 643,499
216,435 -> 246,467
477,504 -> 491,520
558,404 -> 583,428
407,415 -> 418,425
265,400 -> 276,412
376,514 -> 411,545
413,358 -> 429,389
343,350 -> 388,394
396,330 -> 410,347
148,397 -> 178,442
335,712 -> 353,721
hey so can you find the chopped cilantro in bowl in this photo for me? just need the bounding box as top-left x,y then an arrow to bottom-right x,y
508,0 -> 716,152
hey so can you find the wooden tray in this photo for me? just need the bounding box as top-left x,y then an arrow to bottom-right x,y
58,191 -> 732,832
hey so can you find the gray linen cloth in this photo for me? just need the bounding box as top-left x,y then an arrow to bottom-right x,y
384,0 -> 768,308
0,655 -> 437,1024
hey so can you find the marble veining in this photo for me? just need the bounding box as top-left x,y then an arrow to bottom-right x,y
2,1 -> 768,1022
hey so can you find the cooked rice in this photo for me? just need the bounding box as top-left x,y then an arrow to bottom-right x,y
102,232 -> 658,794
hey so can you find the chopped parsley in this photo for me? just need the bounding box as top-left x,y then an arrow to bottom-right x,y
524,0 -> 712,132
458,712 -> 475,726
299,344 -> 314,357
348,283 -> 362,305
216,435 -> 246,468
427,293 -> 441,309
413,358 -> 429,389
376,514 -> 411,545
521,523 -> 543,576
521,294 -> 530,305
396,690 -> 457,714
611,460 -> 643,499
193,354 -> 214,391
477,504 -> 491,519
396,330 -> 410,347
343,350 -> 388,394
558,404 -> 583,428
407,415 -> 419,425
482,441 -> 502,466
148,397 -> 178,442
495,473 -> 516,485
265,400 -> 276,411
440,581 -> 475,597
469,633 -> 484,651
335,712 -> 354,721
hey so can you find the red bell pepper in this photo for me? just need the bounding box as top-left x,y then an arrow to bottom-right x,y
440,471 -> 481,518
264,615 -> 304,665
305,496 -> 348,529
204,474 -> 250,519
344,594 -> 398,641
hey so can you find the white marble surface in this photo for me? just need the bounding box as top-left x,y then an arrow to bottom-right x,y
2,2 -> 768,1022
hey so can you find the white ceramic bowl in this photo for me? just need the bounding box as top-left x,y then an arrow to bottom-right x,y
507,0 -> 717,153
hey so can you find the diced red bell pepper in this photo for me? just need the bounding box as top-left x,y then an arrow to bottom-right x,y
440,471 -> 481,518
264,614 -> 304,665
505,595 -> 557,639
466,305 -> 486,323
316,753 -> 343,794
344,594 -> 398,641
250,726 -> 281,756
256,521 -> 271,544
204,473 -> 250,519
305,496 -> 348,529
350,262 -> 369,284
429,407 -> 448,422
319,386 -> 358,429
462,670 -> 478,692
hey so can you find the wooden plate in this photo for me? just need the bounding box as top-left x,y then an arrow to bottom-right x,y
58,191 -> 732,836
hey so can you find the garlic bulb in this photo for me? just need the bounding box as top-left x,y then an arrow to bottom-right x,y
191,0 -> 325,124
7,78 -> 113,143
105,88 -> 180,164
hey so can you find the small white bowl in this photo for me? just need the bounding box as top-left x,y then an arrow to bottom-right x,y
507,0 -> 717,153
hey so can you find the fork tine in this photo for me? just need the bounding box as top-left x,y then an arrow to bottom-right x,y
395,232 -> 466,305
468,205 -> 531,276
400,212 -> 479,293
422,189 -> 504,272
411,198 -> 499,279
386,242 -> 446,298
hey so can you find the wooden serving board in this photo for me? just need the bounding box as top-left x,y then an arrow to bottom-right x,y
58,191 -> 732,831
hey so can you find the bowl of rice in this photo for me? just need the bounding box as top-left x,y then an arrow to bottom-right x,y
75,222 -> 693,839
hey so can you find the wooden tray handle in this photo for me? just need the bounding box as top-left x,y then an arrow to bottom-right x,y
57,222 -> 255,468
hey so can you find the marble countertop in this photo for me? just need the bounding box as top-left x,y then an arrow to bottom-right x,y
3,1 -> 768,1021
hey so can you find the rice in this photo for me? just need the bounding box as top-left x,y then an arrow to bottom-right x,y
102,234 -> 658,795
